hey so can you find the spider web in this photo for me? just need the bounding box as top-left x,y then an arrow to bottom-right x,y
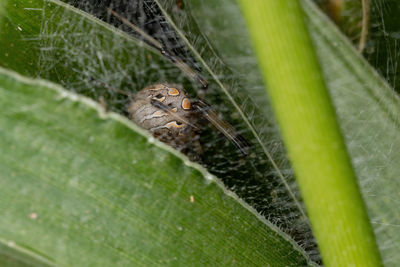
318,0 -> 400,92
365,0 -> 400,91
30,0 -> 356,264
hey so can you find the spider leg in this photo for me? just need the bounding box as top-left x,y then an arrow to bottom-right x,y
107,8 -> 208,89
193,100 -> 250,155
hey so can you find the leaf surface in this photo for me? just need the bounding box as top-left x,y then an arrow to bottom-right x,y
0,67 -> 310,266
0,0 -> 313,258
0,0 -> 311,265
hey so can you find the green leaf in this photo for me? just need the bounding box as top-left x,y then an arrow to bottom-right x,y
154,0 -> 400,265
0,0 -> 187,102
0,0 -> 311,265
0,0 -> 312,260
0,67 -> 310,265
3,0 -> 400,265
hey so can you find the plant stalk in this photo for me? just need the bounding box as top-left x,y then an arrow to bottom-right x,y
238,0 -> 382,266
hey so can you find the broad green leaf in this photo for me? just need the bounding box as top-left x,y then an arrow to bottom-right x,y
3,0 -> 400,265
0,0 -> 311,260
0,0 -> 188,105
0,0 -> 312,265
154,0 -> 400,265
0,67 -> 311,265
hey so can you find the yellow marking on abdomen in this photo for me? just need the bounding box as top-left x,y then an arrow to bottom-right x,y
153,96 -> 166,102
182,98 -> 191,110
166,121 -> 185,129
152,110 -> 168,117
139,110 -> 168,123
168,87 -> 180,96
150,84 -> 164,91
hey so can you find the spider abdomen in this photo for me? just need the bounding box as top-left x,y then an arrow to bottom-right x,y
128,83 -> 199,152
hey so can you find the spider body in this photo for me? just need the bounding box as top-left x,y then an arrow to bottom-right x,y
128,83 -> 249,156
128,83 -> 201,153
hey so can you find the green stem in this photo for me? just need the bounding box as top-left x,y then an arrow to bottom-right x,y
238,0 -> 382,266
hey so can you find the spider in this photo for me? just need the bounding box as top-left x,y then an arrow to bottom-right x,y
128,83 -> 250,156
